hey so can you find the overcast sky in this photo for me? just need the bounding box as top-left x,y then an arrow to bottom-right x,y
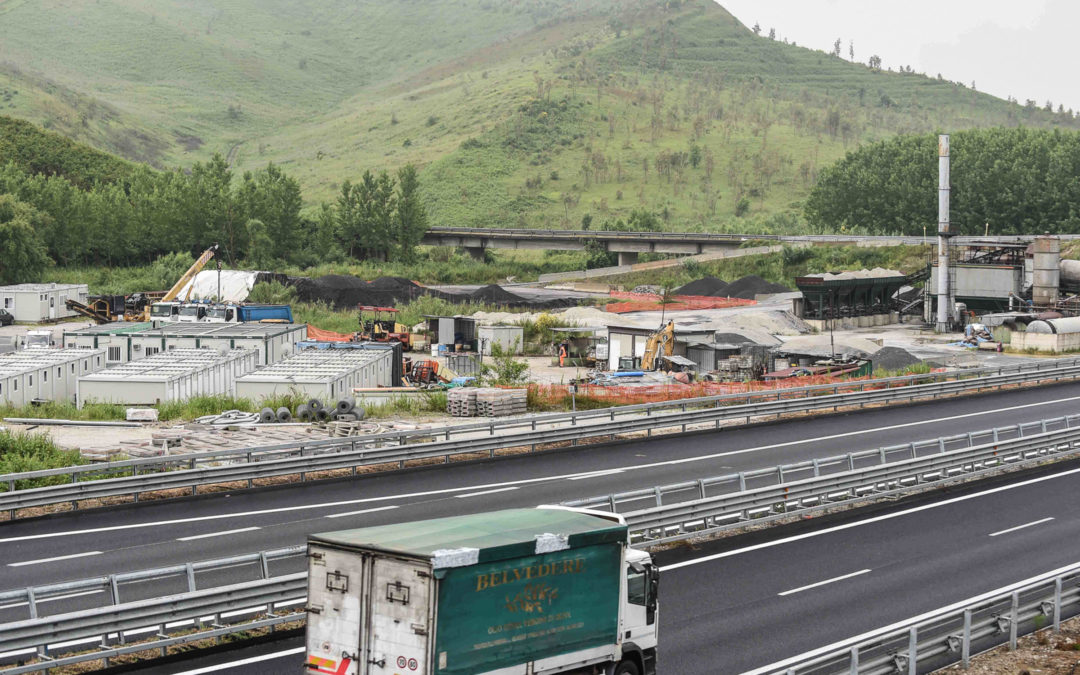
718,0 -> 1079,113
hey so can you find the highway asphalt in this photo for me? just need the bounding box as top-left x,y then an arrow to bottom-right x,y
7,381 -> 1080,671
106,457 -> 1080,674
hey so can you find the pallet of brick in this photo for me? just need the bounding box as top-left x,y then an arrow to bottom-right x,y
446,388 -> 478,417
475,388 -> 527,417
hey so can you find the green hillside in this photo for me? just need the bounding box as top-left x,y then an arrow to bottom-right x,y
1,0 -> 1076,232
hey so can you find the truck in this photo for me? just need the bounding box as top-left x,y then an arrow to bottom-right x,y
304,506 -> 658,675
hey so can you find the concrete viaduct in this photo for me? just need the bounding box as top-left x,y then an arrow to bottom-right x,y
420,227 -> 1045,263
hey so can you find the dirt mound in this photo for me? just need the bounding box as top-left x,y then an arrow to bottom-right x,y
289,276 -> 580,310
290,275 -> 444,309
723,275 -> 791,299
871,346 -> 924,371
470,284 -> 529,304
675,276 -> 728,296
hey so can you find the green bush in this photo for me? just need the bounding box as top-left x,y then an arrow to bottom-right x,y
0,429 -> 85,489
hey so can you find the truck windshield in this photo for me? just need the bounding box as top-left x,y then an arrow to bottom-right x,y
207,308 -> 227,319
151,305 -> 174,318
179,306 -> 201,318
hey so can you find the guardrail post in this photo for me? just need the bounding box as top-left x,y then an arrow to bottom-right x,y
738,472 -> 746,491
697,479 -> 706,499
1010,591 -> 1019,650
849,645 -> 859,674
608,495 -> 616,512
26,586 -> 46,658
812,459 -> 821,477
962,609 -> 971,668
654,486 -> 663,507
847,453 -> 855,471
939,438 -> 946,453
907,626 -> 917,675
1054,577 -> 1062,632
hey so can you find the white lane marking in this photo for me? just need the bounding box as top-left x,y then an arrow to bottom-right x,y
454,487 -> 519,498
778,569 -> 871,596
989,517 -> 1055,537
661,465 -> 1080,571
568,469 -> 625,480
173,646 -> 307,674
8,551 -> 102,567
0,589 -> 103,610
3,393 -> 1077,545
176,527 -> 260,542
325,505 -> 399,519
741,560 -> 1080,675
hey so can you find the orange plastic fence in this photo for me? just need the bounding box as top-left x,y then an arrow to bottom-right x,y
305,325 -> 354,342
526,370 -> 941,407
605,291 -> 756,314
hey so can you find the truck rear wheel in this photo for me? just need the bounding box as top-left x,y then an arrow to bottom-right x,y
613,661 -> 640,675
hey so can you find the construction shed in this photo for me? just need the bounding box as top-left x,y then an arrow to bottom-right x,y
0,283 -> 89,323
0,348 -> 107,406
234,346 -> 395,402
64,322 -> 307,367
77,349 -> 258,407
478,325 -> 524,356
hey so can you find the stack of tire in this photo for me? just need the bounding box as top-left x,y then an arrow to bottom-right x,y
294,398 -> 366,423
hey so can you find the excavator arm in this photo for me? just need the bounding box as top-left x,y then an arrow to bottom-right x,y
640,320 -> 675,371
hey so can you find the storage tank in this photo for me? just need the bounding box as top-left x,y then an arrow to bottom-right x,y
1033,236 -> 1061,305
1025,317 -> 1080,334
1061,259 -> 1080,288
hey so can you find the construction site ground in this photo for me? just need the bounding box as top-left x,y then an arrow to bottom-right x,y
936,614 -> 1080,674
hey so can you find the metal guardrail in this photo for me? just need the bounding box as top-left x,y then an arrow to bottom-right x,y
565,415 -> 1078,513
5,360 -> 1080,517
617,421 -> 1080,546
0,546 -> 305,673
754,561 -> 1080,675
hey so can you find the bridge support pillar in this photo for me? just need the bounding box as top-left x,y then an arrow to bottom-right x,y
617,251 -> 639,266
464,246 -> 486,261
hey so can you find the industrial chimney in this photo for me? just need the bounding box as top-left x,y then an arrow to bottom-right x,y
935,134 -> 952,333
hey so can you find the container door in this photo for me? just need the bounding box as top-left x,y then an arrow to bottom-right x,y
365,557 -> 433,675
306,546 -> 369,675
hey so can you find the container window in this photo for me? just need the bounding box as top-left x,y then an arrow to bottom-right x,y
43,370 -> 47,383
27,375 -> 33,387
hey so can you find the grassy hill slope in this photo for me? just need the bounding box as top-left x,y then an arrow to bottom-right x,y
1,0 -> 1077,233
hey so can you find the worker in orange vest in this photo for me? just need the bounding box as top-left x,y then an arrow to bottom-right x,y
558,342 -> 568,367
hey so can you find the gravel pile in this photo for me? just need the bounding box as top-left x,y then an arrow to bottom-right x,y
290,275 -> 445,309
675,276 -> 728,296
289,276 -> 578,310
723,275 -> 792,299
870,346 -> 924,371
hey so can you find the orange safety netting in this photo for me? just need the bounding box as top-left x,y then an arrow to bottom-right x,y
305,325 -> 354,342
605,291 -> 756,314
526,370 -> 945,407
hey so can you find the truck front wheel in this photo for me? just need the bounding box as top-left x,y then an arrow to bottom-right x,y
613,660 -> 640,675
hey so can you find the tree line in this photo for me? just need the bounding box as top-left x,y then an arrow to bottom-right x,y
0,152 -> 428,284
804,127 -> 1080,235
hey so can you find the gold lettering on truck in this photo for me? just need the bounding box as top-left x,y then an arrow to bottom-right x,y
474,557 -> 585,592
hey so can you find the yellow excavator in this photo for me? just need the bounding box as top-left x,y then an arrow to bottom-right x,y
142,245 -> 218,321
640,320 -> 675,371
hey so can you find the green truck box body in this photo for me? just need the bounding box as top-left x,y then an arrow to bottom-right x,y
309,508 -> 628,675
434,543 -> 621,674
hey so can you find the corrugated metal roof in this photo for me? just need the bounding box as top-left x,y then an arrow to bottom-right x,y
310,508 -> 626,564
0,348 -> 105,377
78,349 -> 254,382
0,283 -> 87,292
236,347 -> 390,384
65,322 -> 305,338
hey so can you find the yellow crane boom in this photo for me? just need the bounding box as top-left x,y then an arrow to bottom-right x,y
163,245 -> 218,302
